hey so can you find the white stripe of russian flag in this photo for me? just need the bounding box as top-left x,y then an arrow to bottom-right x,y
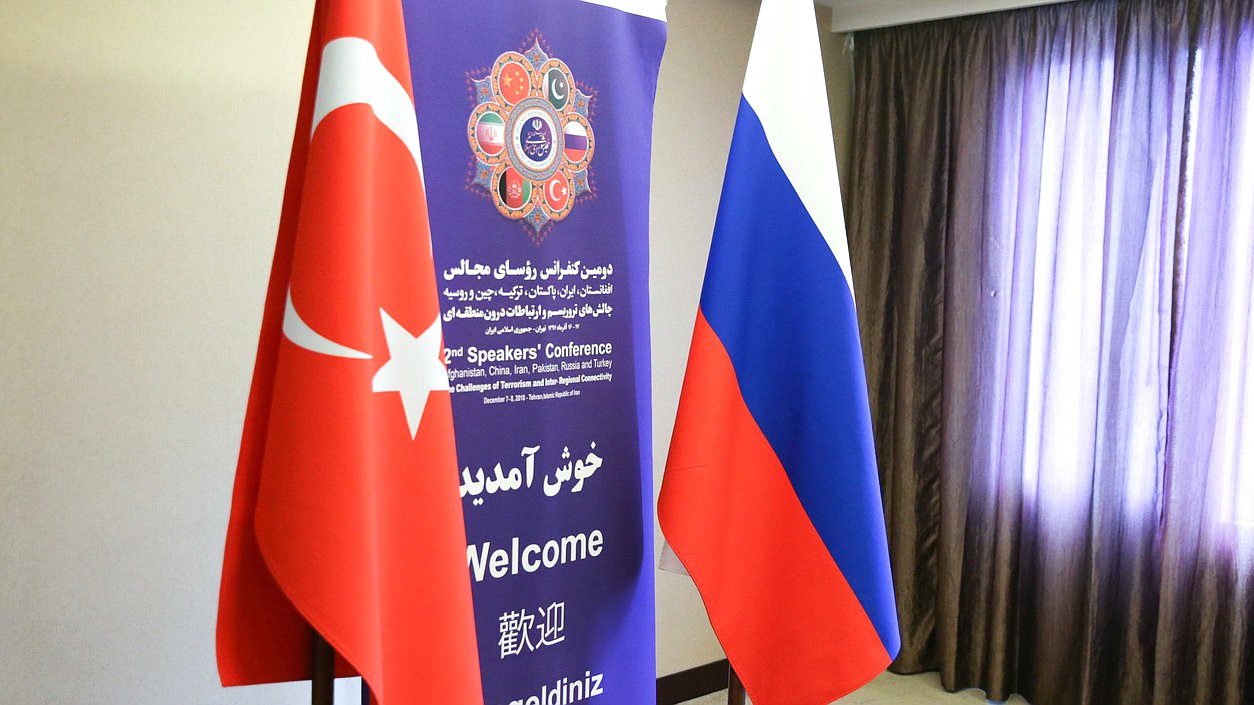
741,0 -> 856,298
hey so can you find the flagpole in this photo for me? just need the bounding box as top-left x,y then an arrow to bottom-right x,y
728,666 -> 746,705
311,630 -> 335,705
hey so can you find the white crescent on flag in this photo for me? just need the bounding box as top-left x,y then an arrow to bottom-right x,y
312,37 -> 425,181
547,177 -> 567,203
282,289 -> 373,360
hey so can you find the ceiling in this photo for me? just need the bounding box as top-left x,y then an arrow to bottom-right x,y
815,0 -> 1075,32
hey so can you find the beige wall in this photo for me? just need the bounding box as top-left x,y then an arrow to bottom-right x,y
818,6 -> 857,199
649,0 -> 758,676
0,1 -> 854,701
0,1 -> 328,703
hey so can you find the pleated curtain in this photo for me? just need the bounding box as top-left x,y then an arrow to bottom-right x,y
848,1 -> 1254,703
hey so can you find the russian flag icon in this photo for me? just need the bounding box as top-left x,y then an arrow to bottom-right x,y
563,120 -> 589,162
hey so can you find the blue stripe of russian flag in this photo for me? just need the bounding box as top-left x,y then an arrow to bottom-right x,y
699,97 -> 901,659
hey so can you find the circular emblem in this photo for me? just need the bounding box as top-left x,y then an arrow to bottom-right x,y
507,100 -> 562,180
467,38 -> 596,241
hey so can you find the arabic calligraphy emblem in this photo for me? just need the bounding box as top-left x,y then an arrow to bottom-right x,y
468,35 -> 596,243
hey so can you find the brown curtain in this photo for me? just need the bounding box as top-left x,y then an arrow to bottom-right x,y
848,1 -> 1254,704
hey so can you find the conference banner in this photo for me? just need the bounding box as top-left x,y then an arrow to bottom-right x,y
404,2 -> 667,703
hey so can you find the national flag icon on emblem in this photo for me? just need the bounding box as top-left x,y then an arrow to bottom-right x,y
563,120 -> 589,163
496,60 -> 531,105
498,167 -> 532,211
475,111 -> 506,156
543,64 -> 571,110
545,171 -> 571,212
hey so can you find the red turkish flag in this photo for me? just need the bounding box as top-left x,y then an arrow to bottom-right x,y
216,2 -> 483,704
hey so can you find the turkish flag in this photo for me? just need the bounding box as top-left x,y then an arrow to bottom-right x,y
216,2 -> 483,704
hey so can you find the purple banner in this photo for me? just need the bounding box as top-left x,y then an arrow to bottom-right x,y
405,2 -> 666,704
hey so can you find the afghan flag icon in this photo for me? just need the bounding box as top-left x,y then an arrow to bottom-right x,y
563,120 -> 589,163
475,111 -> 506,156
498,167 -> 532,211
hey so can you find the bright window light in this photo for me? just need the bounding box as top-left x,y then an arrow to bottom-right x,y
1232,69 -> 1254,530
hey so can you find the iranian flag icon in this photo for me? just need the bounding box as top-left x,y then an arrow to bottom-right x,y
475,112 -> 505,155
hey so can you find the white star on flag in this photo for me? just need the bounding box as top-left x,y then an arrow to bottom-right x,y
371,309 -> 450,439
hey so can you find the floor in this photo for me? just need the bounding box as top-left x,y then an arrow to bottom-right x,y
683,671 -> 1032,705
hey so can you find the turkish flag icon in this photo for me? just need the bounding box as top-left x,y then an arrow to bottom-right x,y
216,2 -> 484,705
545,171 -> 571,212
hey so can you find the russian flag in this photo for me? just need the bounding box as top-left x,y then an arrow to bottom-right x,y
656,1 -> 901,703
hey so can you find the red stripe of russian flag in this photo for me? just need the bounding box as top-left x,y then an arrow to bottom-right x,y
660,312 -> 892,705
